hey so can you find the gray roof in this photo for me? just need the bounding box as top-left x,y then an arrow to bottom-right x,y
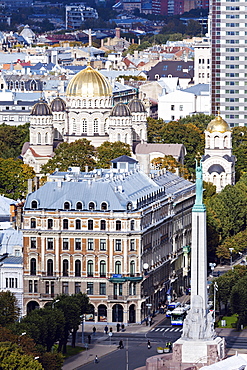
0,228 -> 23,255
184,83 -> 209,95
0,195 -> 15,218
1,256 -> 23,265
111,155 -> 137,164
25,168 -> 194,212
135,143 -> 186,157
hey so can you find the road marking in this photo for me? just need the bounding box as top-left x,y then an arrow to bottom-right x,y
150,328 -> 155,332
165,328 -> 170,332
160,328 -> 165,332
174,328 -> 180,332
155,328 -> 160,332
170,328 -> 175,332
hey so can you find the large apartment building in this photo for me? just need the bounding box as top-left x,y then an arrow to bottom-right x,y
210,0 -> 247,126
22,156 -> 195,323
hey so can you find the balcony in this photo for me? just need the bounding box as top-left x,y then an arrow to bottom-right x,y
40,293 -> 55,300
108,295 -> 128,302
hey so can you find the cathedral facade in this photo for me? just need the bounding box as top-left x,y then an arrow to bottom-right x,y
22,65 -> 147,174
202,114 -> 236,192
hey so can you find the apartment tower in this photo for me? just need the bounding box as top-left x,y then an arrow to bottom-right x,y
211,0 -> 246,127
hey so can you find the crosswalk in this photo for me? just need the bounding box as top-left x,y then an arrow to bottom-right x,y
150,326 -> 183,333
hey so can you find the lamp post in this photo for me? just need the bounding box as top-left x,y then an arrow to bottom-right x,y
52,299 -> 60,309
80,314 -> 85,345
213,282 -> 218,322
229,248 -> 234,270
209,262 -> 216,277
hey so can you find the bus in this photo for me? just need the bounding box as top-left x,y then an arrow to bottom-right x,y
166,302 -> 181,317
170,305 -> 190,326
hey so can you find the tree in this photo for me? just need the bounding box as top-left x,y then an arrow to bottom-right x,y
0,123 -> 29,159
151,155 -> 190,179
17,307 -> 65,352
41,139 -> 96,175
0,291 -> 20,327
96,141 -> 131,168
0,342 -> 43,370
230,274 -> 247,327
147,117 -> 164,143
0,159 -> 35,199
203,181 -> 216,200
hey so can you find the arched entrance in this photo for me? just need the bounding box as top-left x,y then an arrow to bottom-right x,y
27,301 -> 39,314
85,304 -> 95,321
129,304 -> 136,323
112,304 -> 123,322
98,304 -> 107,322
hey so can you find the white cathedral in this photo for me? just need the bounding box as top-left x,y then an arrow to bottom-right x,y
22,65 -> 147,174
202,114 -> 236,192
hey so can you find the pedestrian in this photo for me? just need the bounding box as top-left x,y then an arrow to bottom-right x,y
147,340 -> 151,349
148,316 -> 152,327
110,327 -> 112,333
104,325 -> 108,334
121,323 -> 125,331
116,323 -> 120,332
93,326 -> 96,336
94,355 -> 99,363
88,334 -> 91,344
118,340 -> 124,349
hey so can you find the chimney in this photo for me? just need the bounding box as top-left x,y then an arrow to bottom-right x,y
88,29 -> 92,47
115,27 -> 121,38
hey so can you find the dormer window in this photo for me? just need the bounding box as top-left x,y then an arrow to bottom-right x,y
89,202 -> 95,210
31,200 -> 38,209
127,202 -> 132,210
76,202 -> 83,210
101,202 -> 108,211
64,201 -> 70,210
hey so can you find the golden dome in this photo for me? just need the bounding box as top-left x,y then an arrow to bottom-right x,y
207,114 -> 231,133
66,65 -> 112,98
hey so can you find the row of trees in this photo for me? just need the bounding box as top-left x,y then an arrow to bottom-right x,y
0,290 -> 92,369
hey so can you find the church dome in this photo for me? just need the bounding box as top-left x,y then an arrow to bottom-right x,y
208,164 -> 225,174
30,100 -> 52,116
128,99 -> 146,113
207,114 -> 231,133
66,65 -> 112,98
110,103 -> 132,117
50,97 -> 66,112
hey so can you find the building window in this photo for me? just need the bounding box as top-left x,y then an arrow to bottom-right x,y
100,220 -> 106,230
31,218 -> 36,228
51,282 -> 54,296
30,258 -> 36,275
63,219 -> 69,229
100,239 -> 106,251
115,261 -> 121,274
100,261 -> 106,277
116,220 -> 121,231
130,260 -> 135,276
171,105 -> 175,111
45,281 -> 49,294
75,219 -> 81,230
82,119 -> 87,133
63,238 -> 69,250
31,200 -> 38,209
88,220 -> 93,230
101,202 -> 108,210
88,239 -> 94,250
75,260 -> 81,277
29,280 -> 32,293
64,202 -> 70,210
130,220 -> 135,231
129,282 -> 136,296
179,105 -> 183,111
87,260 -> 93,277
63,259 -> 69,276
47,219 -> 53,229
130,239 -> 135,251
76,201 -> 83,210
62,282 -> 69,294
89,202 -> 95,210
87,282 -> 94,295
99,282 -> 106,295
75,238 -> 81,250
47,259 -> 53,276
47,238 -> 54,250
34,280 -> 38,293
115,239 -> 121,251
30,237 -> 36,249
93,119 -> 99,134
75,282 -> 81,294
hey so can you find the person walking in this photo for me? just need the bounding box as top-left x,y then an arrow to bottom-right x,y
147,340 -> 151,349
121,323 -> 125,331
118,340 -> 124,349
116,323 -> 120,332
104,325 -> 108,334
94,355 -> 99,363
93,326 -> 96,336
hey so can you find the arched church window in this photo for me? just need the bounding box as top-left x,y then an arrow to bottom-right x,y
89,100 -> 92,107
213,175 -> 217,186
82,119 -> 87,134
224,136 -> 228,148
37,133 -> 41,144
125,134 -> 128,143
45,132 -> 48,143
93,119 -> 99,134
72,118 -> 76,133
214,136 -> 219,148
117,133 -> 121,141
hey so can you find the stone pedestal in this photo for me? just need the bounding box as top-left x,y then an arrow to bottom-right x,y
172,336 -> 225,366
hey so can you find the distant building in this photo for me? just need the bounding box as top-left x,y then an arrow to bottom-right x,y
65,5 -> 98,30
193,37 -> 210,85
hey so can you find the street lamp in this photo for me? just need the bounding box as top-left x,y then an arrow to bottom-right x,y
80,314 -> 85,345
229,248 -> 234,270
52,299 -> 60,309
213,282 -> 218,322
209,262 -> 216,277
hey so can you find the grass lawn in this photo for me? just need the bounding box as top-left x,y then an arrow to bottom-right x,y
217,313 -> 238,328
63,346 -> 85,359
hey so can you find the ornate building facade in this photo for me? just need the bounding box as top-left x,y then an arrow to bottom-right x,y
22,156 -> 195,323
202,114 -> 236,192
22,65 -> 147,174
